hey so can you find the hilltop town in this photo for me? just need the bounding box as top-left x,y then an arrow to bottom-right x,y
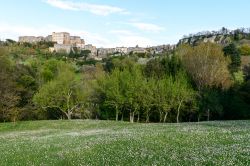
18,32 -> 176,60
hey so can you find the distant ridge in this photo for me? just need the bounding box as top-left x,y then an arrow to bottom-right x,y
178,27 -> 250,46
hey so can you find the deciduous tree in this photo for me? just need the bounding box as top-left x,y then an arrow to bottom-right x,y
178,43 -> 231,91
178,43 -> 231,120
33,68 -> 86,120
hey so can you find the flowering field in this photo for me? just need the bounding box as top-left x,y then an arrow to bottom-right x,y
0,120 -> 249,165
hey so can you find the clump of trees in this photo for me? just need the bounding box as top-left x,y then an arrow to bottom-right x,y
0,47 -> 38,122
0,48 -> 20,122
0,40 -> 250,123
33,66 -> 87,120
96,61 -> 196,123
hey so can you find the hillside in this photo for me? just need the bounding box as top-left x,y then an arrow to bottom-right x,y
178,27 -> 250,48
178,27 -> 250,69
0,120 -> 249,165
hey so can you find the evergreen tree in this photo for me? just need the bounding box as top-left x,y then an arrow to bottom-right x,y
223,43 -> 241,72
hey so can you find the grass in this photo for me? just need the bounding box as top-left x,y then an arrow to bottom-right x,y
0,120 -> 249,166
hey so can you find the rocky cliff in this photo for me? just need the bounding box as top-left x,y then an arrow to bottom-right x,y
178,27 -> 250,46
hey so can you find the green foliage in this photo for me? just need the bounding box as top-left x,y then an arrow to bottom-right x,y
239,44 -> 250,56
233,71 -> 245,85
223,43 -> 241,72
76,58 -> 98,66
103,56 -> 137,73
80,50 -> 91,59
33,69 -> 86,119
222,85 -> 250,120
145,56 -> 183,79
1,40 -> 250,122
199,89 -> 223,121
144,58 -> 165,78
67,49 -> 92,59
38,59 -> 76,84
233,29 -> 243,41
243,65 -> 250,80
135,52 -> 147,58
0,54 -> 20,122
97,62 -> 196,123
101,68 -> 124,121
99,65 -> 144,122
173,72 -> 196,123
6,39 -> 16,45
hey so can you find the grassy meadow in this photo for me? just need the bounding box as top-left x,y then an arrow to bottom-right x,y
0,120 -> 249,166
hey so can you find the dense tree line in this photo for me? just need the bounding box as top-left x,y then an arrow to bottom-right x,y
95,60 -> 195,123
0,41 -> 250,123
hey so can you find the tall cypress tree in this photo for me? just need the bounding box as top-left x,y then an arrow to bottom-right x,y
223,43 -> 241,72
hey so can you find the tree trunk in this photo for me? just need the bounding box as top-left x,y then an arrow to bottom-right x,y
66,112 -> 72,120
137,112 -> 140,122
146,114 -> 149,123
3,110 -> 6,123
163,112 -> 168,123
145,108 -> 149,123
13,116 -> 16,124
66,90 -> 73,120
132,112 -> 134,123
207,109 -> 210,121
115,105 -> 119,121
159,111 -> 162,123
115,112 -> 118,121
176,100 -> 183,123
129,110 -> 132,123
121,112 -> 124,121
65,111 -> 72,120
130,111 -> 134,123
146,109 -> 149,123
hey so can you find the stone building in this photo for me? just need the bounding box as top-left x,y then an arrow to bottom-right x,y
18,32 -> 86,54
53,44 -> 72,54
76,39 -> 85,48
50,32 -> 85,53
52,32 -> 70,44
84,44 -> 97,57
150,44 -> 176,54
70,36 -> 85,48
115,47 -> 128,54
128,46 -> 147,54
70,36 -> 81,45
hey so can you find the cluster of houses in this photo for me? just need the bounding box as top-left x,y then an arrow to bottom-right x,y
19,32 -> 175,60
19,32 -> 86,53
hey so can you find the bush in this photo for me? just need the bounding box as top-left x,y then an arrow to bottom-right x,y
239,44 -> 250,56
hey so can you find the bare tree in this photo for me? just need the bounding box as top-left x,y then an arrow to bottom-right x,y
177,43 -> 231,121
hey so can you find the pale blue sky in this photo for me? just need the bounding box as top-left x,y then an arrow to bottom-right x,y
0,0 -> 249,47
